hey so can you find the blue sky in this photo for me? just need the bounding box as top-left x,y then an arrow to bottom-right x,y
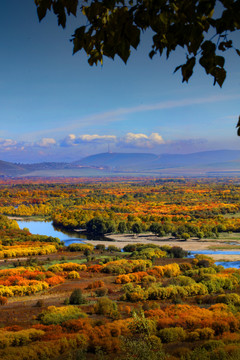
0,0 -> 239,163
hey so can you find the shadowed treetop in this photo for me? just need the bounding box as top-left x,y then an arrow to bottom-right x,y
34,0 -> 239,87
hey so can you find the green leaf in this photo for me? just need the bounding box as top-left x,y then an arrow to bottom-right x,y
159,12 -> 169,25
72,26 -> 86,54
236,116 -> 240,129
215,55 -> 225,68
218,42 -> 226,51
35,0 -> 52,21
34,0 -> 239,87
181,57 -> 196,83
213,67 -> 226,87
116,40 -> 131,64
53,1 -> 67,28
65,0 -> 79,16
129,26 -> 140,49
88,49 -> 103,66
149,50 -> 156,59
37,6 -> 47,21
225,40 -> 232,48
173,65 -> 182,74
201,40 -> 216,54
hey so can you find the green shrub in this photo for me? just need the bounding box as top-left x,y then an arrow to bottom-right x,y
0,329 -> 45,348
196,328 -> 214,340
158,327 -> 186,343
142,275 -> 156,285
94,297 -> 119,318
107,245 -> 121,252
95,287 -> 108,297
201,340 -> 224,351
129,311 -> 157,336
67,271 -> 80,279
95,244 -> 106,251
179,262 -> 192,271
121,283 -> 147,302
167,246 -> 188,258
103,259 -> 152,274
216,293 -> 240,306
38,305 -> 87,325
169,275 -> 196,286
67,244 -> 94,252
120,335 -> 164,360
69,289 -> 86,305
131,248 -> 166,260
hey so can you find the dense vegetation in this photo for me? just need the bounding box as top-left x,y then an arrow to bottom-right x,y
1,179 -> 240,359
1,178 -> 240,239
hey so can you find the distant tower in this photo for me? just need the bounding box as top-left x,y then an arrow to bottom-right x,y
108,144 -> 112,153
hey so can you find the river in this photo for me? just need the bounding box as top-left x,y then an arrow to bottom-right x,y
16,219 -> 240,268
17,219 -> 90,246
189,250 -> 240,269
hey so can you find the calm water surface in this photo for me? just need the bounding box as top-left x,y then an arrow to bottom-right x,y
191,250 -> 240,255
16,220 -> 240,268
17,220 -> 88,246
190,250 -> 240,269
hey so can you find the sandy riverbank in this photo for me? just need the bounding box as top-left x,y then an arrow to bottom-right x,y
6,217 -> 240,262
7,216 -> 46,221
84,233 -> 240,262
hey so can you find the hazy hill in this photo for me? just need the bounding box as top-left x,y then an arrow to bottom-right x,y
0,160 -> 27,176
74,152 -> 159,170
1,150 -> 240,177
75,150 -> 240,172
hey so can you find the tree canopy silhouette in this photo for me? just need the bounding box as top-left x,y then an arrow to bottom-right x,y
35,0 -> 239,87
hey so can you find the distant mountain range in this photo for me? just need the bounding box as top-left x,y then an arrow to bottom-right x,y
1,150 -> 240,177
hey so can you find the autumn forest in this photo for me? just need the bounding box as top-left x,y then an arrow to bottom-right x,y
1,177 -> 240,359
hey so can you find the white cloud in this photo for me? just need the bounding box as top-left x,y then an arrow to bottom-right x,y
149,133 -> 165,144
0,138 -> 17,147
78,134 -> 117,142
60,134 -> 77,147
36,138 -> 56,147
60,134 -> 117,146
0,133 -> 165,153
59,133 -> 164,149
124,133 -> 148,142
122,132 -> 165,147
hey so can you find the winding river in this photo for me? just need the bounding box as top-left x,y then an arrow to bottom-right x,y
17,219 -> 89,246
16,219 -> 240,268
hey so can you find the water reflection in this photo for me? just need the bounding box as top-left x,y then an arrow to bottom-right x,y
190,250 -> 240,256
189,250 -> 240,269
215,261 -> 240,269
17,220 -> 87,244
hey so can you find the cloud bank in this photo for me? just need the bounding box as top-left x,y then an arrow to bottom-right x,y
36,138 -> 57,147
0,131 -> 237,163
59,132 -> 165,148
60,134 -> 117,147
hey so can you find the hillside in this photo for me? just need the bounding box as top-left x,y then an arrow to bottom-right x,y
0,160 -> 27,176
74,152 -> 159,170
76,150 -> 240,172
1,150 -> 240,177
